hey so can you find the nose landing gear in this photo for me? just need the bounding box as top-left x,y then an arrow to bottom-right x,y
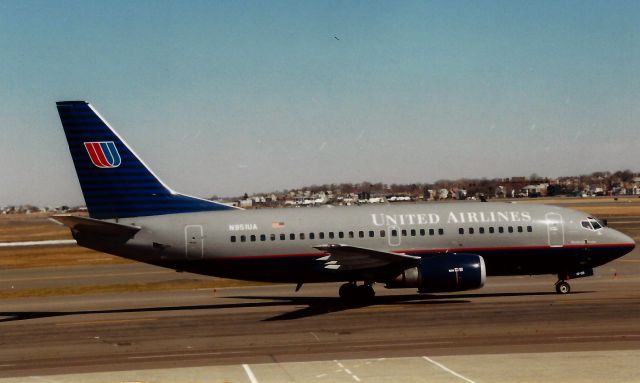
555,280 -> 571,294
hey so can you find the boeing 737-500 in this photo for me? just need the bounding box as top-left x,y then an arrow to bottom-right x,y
53,101 -> 635,301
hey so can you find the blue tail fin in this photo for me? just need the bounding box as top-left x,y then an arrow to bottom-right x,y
56,101 -> 236,219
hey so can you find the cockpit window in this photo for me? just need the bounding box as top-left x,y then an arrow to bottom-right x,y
582,217 -> 603,231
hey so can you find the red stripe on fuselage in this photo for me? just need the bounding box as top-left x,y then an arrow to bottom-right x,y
214,243 -> 635,261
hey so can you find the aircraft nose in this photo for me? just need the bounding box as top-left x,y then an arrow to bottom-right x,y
613,229 -> 635,251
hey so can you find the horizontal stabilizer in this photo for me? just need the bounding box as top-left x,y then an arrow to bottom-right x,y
51,215 -> 140,238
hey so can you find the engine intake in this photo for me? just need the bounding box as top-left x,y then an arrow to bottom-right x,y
386,253 -> 486,293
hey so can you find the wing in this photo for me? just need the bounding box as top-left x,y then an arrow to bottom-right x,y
313,244 -> 420,272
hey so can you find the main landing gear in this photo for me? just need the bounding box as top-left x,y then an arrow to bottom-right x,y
339,282 -> 375,302
554,280 -> 571,294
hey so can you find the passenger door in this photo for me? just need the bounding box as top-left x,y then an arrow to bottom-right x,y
545,212 -> 564,247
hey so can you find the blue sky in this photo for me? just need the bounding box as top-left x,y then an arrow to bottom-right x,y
1,0 -> 638,206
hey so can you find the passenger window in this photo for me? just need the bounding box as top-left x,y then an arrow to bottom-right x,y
459,228 -> 464,235
270,234 -> 276,241
339,232 -> 344,239
401,229 -> 407,237
289,233 -> 295,240
250,235 -> 256,242
479,227 -> 485,234
358,231 -> 364,238
469,228 -> 474,234
438,228 -> 444,235
329,232 -> 335,239
369,230 -> 374,237
319,232 -> 325,239
489,227 -> 495,233
391,229 -> 398,237
410,229 -> 416,236
280,234 -> 285,240
527,226 -> 532,232
260,234 -> 266,241
508,226 -> 513,233
348,231 -> 354,238
380,230 -> 386,237
517,226 -> 523,233
498,227 -> 504,233
429,228 -> 435,236
231,236 -> 236,243
309,233 -> 315,240
300,233 -> 305,240
241,235 -> 246,242
419,229 -> 425,236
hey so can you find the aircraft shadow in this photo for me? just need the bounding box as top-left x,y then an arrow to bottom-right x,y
231,289 -> 588,321
0,290 -> 588,323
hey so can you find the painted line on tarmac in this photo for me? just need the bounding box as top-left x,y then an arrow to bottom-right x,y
0,240 -> 76,247
243,364 -> 259,383
423,356 -> 477,383
56,318 -> 158,326
334,360 -> 361,382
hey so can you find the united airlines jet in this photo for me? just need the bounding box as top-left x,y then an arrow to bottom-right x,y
53,101 -> 635,301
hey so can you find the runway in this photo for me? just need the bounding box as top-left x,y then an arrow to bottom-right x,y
0,218 -> 638,381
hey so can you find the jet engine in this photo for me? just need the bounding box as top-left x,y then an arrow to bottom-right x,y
385,253 -> 486,293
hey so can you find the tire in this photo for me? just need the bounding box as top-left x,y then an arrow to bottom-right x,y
555,281 -> 571,294
357,284 -> 375,301
339,283 -> 357,300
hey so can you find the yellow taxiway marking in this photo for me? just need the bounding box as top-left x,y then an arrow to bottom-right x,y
56,318 -> 158,326
0,270 -> 171,283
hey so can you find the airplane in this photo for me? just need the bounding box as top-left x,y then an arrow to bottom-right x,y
53,101 -> 635,301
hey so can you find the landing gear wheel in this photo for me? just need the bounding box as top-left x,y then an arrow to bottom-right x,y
555,281 -> 571,294
339,282 -> 358,300
357,284 -> 376,301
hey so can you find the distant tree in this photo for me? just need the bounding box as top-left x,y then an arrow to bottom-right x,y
614,170 -> 634,183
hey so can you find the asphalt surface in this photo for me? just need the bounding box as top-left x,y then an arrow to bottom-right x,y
0,216 -> 638,381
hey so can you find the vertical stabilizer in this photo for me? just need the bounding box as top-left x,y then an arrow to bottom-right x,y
56,101 -> 236,219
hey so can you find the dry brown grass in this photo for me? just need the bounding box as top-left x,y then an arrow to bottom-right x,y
0,213 -> 72,242
0,245 -> 131,269
570,205 -> 640,217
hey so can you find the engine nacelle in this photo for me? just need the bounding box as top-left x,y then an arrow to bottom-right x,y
385,253 -> 486,293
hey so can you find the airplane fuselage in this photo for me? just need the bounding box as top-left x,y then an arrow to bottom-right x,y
75,201 -> 634,284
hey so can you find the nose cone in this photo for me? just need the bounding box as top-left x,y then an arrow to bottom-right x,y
611,229 -> 635,254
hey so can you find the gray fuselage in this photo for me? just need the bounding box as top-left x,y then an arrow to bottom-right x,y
75,201 -> 635,284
